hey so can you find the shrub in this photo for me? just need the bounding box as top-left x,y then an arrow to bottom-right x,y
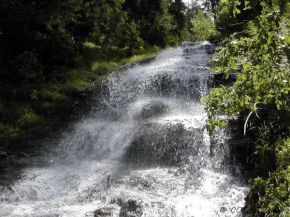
244,166 -> 290,216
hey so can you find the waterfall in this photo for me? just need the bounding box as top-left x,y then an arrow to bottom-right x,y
0,41 -> 248,217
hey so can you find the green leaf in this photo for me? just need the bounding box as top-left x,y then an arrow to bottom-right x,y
267,37 -> 272,45
243,63 -> 252,71
233,8 -> 241,17
225,72 -> 229,79
244,1 -> 253,10
285,36 -> 290,45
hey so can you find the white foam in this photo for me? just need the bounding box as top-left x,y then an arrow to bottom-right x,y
0,42 -> 248,217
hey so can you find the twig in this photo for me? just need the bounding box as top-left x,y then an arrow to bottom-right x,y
244,111 -> 253,135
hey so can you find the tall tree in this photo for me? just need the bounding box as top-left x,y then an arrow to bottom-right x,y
180,0 -> 202,41
169,0 -> 186,32
123,0 -> 175,47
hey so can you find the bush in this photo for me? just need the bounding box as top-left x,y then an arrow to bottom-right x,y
244,167 -> 290,216
204,2 -> 290,132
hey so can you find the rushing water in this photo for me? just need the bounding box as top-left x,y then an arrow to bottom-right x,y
0,41 -> 248,217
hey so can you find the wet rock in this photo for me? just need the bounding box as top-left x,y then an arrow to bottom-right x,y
119,199 -> 143,217
94,206 -> 115,217
17,152 -> 30,157
209,72 -> 236,88
123,122 -> 203,166
0,151 -> 8,159
226,119 -> 256,179
145,74 -> 201,99
134,100 -> 168,120
182,43 -> 215,55
201,44 -> 216,54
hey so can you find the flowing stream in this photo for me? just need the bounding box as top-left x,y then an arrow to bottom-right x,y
0,41 -> 248,217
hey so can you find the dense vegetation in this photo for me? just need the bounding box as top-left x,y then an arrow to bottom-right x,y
0,0 -> 211,148
203,0 -> 290,216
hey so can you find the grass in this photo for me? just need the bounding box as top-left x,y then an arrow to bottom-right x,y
66,46 -> 162,92
92,62 -> 119,75
67,46 -> 161,92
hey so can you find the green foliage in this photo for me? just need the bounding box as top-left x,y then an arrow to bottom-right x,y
12,52 -> 44,84
118,48 -> 161,65
0,124 -> 20,147
180,1 -> 202,41
123,0 -> 187,47
131,46 -> 161,56
244,167 -> 290,216
169,0 -> 186,33
203,1 -> 290,216
191,12 -> 218,41
18,107 -> 44,128
254,123 -> 277,176
92,62 -> 119,75
204,1 -> 290,127
164,32 -> 180,47
277,138 -> 290,171
204,2 -> 290,176
213,0 -> 261,35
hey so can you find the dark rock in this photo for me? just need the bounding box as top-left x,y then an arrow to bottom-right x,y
119,199 -> 143,217
0,151 -> 8,158
182,43 -> 215,55
226,119 -> 257,180
209,72 -> 236,88
209,118 -> 257,180
144,74 -> 201,100
94,206 -> 115,217
16,152 -> 30,158
201,44 -> 216,54
123,122 -> 203,166
134,100 -> 168,120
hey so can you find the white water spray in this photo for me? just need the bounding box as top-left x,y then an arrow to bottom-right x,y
0,41 -> 248,217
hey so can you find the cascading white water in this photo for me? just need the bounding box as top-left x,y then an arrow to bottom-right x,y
0,41 -> 248,217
